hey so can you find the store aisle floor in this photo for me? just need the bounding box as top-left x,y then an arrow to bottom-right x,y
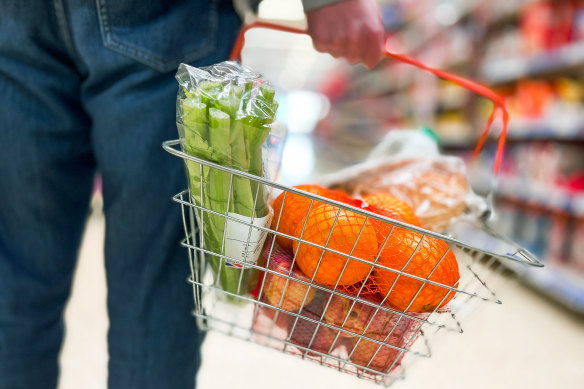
59,206 -> 584,389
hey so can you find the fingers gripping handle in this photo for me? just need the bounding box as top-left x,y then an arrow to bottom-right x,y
230,21 -> 508,173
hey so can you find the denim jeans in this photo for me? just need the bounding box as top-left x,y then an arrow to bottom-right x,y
0,1 -> 240,388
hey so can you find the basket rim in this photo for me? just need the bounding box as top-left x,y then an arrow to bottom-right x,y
163,138 -> 543,269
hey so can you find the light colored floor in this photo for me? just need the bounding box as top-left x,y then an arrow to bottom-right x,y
58,202 -> 584,389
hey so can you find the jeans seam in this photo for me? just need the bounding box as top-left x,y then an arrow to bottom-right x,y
53,0 -> 80,62
95,0 -> 219,72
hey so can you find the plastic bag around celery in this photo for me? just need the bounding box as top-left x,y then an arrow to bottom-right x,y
175,61 -> 280,301
319,129 -> 488,233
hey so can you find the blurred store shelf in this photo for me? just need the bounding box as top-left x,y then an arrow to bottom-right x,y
496,177 -> 584,217
481,42 -> 584,84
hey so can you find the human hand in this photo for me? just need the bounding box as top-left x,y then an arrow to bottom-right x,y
305,0 -> 385,69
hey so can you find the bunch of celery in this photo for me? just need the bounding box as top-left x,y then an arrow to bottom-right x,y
176,62 -> 278,301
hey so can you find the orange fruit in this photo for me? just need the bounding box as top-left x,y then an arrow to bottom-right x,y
373,228 -> 459,312
363,193 -> 420,226
271,184 -> 358,250
363,204 -> 409,249
293,203 -> 378,286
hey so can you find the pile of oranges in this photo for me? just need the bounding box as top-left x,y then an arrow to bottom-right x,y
257,184 -> 461,373
269,184 -> 460,314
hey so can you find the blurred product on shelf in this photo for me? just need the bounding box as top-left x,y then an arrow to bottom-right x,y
491,77 -> 584,139
493,196 -> 584,313
520,0 -> 577,54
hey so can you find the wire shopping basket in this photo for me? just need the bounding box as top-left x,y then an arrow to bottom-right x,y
163,22 -> 543,386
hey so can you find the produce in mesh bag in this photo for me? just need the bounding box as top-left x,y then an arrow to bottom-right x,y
336,199 -> 460,313
320,290 -> 422,373
252,286 -> 346,358
336,276 -> 380,298
346,311 -> 423,374
271,184 -> 360,250
254,180 -> 458,373
362,193 -> 421,227
261,237 -> 316,312
292,203 -> 378,286
371,225 -> 459,313
175,61 -> 279,299
322,294 -> 394,338
320,292 -> 423,373
287,290 -> 344,357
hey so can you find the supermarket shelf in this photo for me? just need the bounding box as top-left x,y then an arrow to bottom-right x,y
439,122 -> 584,148
501,260 -> 584,315
495,177 -> 584,218
505,131 -> 584,142
436,128 -> 581,148
481,41 -> 584,84
499,120 -> 584,142
388,0 -> 482,55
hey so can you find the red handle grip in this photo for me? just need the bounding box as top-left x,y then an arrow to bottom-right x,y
230,21 -> 508,173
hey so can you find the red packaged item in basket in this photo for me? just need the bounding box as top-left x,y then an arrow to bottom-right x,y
252,239 -> 347,359
346,310 -> 423,375
320,292 -> 424,375
287,290 -> 345,359
336,276 -> 380,299
259,238 -> 316,312
253,237 -> 426,373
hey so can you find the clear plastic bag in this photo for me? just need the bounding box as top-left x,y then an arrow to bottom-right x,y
175,61 -> 279,297
321,155 -> 487,232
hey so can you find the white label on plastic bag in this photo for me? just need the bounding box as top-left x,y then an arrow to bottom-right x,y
224,212 -> 272,266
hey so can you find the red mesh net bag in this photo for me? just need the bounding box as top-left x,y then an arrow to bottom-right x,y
336,276 -> 380,297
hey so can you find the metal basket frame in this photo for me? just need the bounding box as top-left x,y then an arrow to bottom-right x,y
163,139 -> 541,386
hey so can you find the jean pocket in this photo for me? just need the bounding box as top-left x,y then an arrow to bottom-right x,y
96,0 -> 218,73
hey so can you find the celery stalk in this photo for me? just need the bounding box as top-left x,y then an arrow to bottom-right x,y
204,108 -> 240,299
176,65 -> 280,304
240,83 -> 277,218
182,99 -> 209,157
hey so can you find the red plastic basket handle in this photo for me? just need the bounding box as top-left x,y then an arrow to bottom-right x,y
230,21 -> 508,174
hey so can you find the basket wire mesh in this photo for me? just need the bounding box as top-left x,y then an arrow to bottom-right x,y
163,138 -> 541,386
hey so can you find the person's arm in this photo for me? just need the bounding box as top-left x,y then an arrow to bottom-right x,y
303,0 -> 385,69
